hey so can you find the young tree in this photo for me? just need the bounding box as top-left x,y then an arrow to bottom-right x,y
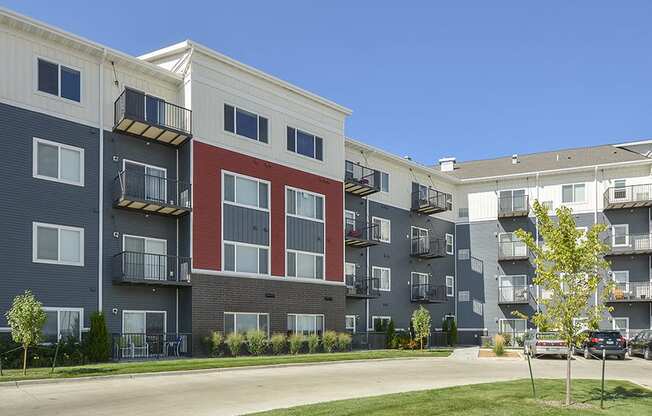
515,200 -> 611,405
5,291 -> 47,375
85,312 -> 111,362
411,306 -> 432,350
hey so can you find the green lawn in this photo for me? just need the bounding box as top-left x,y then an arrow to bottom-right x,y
252,379 -> 652,416
0,349 -> 450,382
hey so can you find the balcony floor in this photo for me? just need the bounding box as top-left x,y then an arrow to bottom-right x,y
114,116 -> 190,147
113,277 -> 191,287
115,196 -> 191,217
604,200 -> 652,210
345,237 -> 378,248
344,181 -> 380,197
411,206 -> 447,215
498,256 -> 529,262
498,210 -> 529,218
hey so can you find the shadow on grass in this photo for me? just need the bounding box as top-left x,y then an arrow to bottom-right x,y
55,367 -> 119,376
577,384 -> 652,409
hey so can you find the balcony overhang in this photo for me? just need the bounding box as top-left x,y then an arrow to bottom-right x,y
498,209 -> 529,218
114,195 -> 191,217
344,180 -> 380,197
113,276 -> 191,287
604,200 -> 652,210
345,235 -> 378,248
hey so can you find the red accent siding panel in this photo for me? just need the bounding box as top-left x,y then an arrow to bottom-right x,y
193,141 -> 343,282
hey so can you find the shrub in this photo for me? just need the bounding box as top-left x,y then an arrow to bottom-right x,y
270,333 -> 286,355
210,331 -> 224,356
322,330 -> 338,353
385,320 -> 396,349
493,334 -> 505,356
226,332 -> 245,357
481,336 -> 493,348
374,318 -> 388,332
336,332 -> 352,352
515,335 -> 525,347
85,312 -> 110,362
501,332 -> 512,347
306,334 -> 320,354
449,319 -> 458,346
288,334 -> 304,355
246,330 -> 267,356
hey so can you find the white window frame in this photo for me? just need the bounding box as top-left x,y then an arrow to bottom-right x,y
222,170 -> 270,212
445,233 -> 454,255
33,137 -> 84,186
121,310 -> 167,334
611,270 -> 630,293
223,241 -> 270,275
612,317 -> 630,339
370,316 -> 392,331
223,103 -> 270,144
42,307 -> 83,342
345,315 -> 356,333
286,186 -> 325,222
34,56 -> 83,105
32,222 -> 84,266
224,312 -> 270,336
287,313 -> 325,335
499,318 -> 527,335
372,266 -> 391,291
380,171 -> 390,193
611,224 -> 629,247
561,183 -> 586,204
446,275 -> 454,297
286,249 -> 324,280
371,216 -> 391,243
286,126 -> 324,162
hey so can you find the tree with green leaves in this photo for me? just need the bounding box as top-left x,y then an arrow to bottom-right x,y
85,312 -> 110,362
514,200 -> 611,405
411,306 -> 431,350
5,291 -> 47,375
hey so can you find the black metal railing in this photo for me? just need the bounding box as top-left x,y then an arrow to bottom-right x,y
498,285 -> 533,304
345,275 -> 380,298
345,217 -> 380,242
114,170 -> 191,209
609,281 -> 652,302
410,236 -> 446,258
498,239 -> 528,260
498,194 -> 529,217
411,187 -> 452,213
112,333 -> 191,360
604,184 -> 652,208
114,88 -> 192,136
345,161 -> 381,190
605,233 -> 652,255
411,283 -> 448,303
113,251 -> 191,284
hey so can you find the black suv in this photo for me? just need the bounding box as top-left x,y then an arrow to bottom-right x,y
574,330 -> 626,360
628,330 -> 652,360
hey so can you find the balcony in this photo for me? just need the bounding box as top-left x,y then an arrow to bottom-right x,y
605,233 -> 652,256
410,236 -> 446,259
345,274 -> 380,299
603,184 -> 652,210
498,195 -> 529,218
411,187 -> 452,215
344,161 -> 381,197
498,240 -> 529,261
344,218 -> 379,248
112,333 -> 191,360
113,170 -> 191,216
411,283 -> 448,303
113,88 -> 192,146
113,251 -> 191,286
608,282 -> 652,302
498,285 -> 535,305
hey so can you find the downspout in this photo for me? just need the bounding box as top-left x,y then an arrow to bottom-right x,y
365,197 -> 370,334
594,167 -> 599,307
535,172 -> 539,313
98,49 -> 107,313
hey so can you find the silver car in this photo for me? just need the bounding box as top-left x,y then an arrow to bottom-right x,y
524,332 -> 568,358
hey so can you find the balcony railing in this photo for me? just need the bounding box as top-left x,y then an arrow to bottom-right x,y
113,251 -> 191,286
114,88 -> 192,146
604,184 -> 652,210
344,218 -> 380,248
498,195 -> 529,218
112,333 -> 191,360
113,170 -> 191,216
411,187 -> 452,215
498,240 -> 529,261
410,236 -> 446,258
411,283 -> 448,303
345,275 -> 380,298
344,161 -> 381,197
605,233 -> 652,256
498,285 -> 534,305
608,282 -> 652,302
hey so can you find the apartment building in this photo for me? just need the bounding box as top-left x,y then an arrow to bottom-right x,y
1,7 -> 650,355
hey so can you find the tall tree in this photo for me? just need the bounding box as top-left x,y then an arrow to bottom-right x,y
515,200 -> 611,405
5,291 -> 47,375
411,306 -> 432,350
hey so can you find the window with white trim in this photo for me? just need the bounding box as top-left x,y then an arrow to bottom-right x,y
445,233 -> 454,255
37,58 -> 81,102
446,275 -> 454,297
345,315 -> 356,332
224,312 -> 269,335
286,250 -> 323,279
288,314 -> 324,336
33,138 -> 84,186
224,242 -> 269,275
33,222 -> 83,266
380,172 -> 390,192
561,183 -> 586,203
612,317 -> 629,339
286,188 -> 324,221
372,266 -> 391,291
372,217 -> 391,243
42,307 -> 82,343
371,316 -> 391,331
122,310 -> 166,334
287,126 -> 323,160
223,172 -> 269,210
224,104 -> 268,143
612,224 -> 629,247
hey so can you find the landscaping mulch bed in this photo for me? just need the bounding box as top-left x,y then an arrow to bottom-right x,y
478,349 -> 521,358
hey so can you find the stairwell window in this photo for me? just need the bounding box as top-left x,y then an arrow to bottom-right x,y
37,58 -> 81,102
446,276 -> 454,297
33,222 -> 84,266
445,233 -> 454,255
33,138 -> 84,186
561,183 -> 586,204
224,104 -> 268,143
287,126 -> 323,161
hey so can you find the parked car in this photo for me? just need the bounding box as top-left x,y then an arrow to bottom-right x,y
524,332 -> 567,358
628,329 -> 652,360
574,330 -> 626,360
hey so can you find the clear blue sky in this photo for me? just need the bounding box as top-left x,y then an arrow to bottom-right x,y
5,1 -> 652,164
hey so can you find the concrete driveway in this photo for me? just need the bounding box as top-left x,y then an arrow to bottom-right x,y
1,349 -> 651,416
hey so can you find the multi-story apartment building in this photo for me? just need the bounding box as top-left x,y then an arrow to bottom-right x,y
1,7 -> 650,355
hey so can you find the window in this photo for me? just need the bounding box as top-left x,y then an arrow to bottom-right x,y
473,300 -> 483,315
224,242 -> 269,274
286,188 -> 324,221
223,172 -> 269,210
371,316 -> 391,331
33,138 -> 84,186
286,250 -> 323,279
122,310 -> 166,334
345,315 -> 356,332
612,270 -> 629,293
458,207 -> 469,218
287,126 -> 323,160
42,308 -> 82,343
288,314 -> 324,336
612,224 -> 629,247
123,235 -> 168,280
499,318 -> 527,337
498,189 -> 526,212
37,58 -> 81,102
458,291 -> 470,302
561,183 -> 586,203
371,217 -> 391,243
223,104 -> 268,143
612,317 -> 629,339
225,312 -> 269,335
380,172 -> 390,192
411,272 -> 429,299
458,249 -> 470,260
446,276 -> 454,297
345,262 -> 356,280
613,179 -> 627,200
372,266 -> 391,291
445,233 -> 454,255
33,222 -> 83,266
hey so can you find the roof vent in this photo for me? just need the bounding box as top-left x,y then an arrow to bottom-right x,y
512,154 -> 518,165
439,157 -> 456,172
403,155 -> 412,161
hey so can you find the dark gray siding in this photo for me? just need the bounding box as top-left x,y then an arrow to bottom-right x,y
223,205 -> 269,245
286,217 -> 324,253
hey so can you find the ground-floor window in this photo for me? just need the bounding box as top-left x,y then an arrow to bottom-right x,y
287,314 -> 324,336
122,310 -> 166,334
371,316 -> 391,331
498,318 -> 527,340
345,315 -> 356,332
43,307 -> 82,343
612,317 -> 629,339
224,312 -> 269,335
